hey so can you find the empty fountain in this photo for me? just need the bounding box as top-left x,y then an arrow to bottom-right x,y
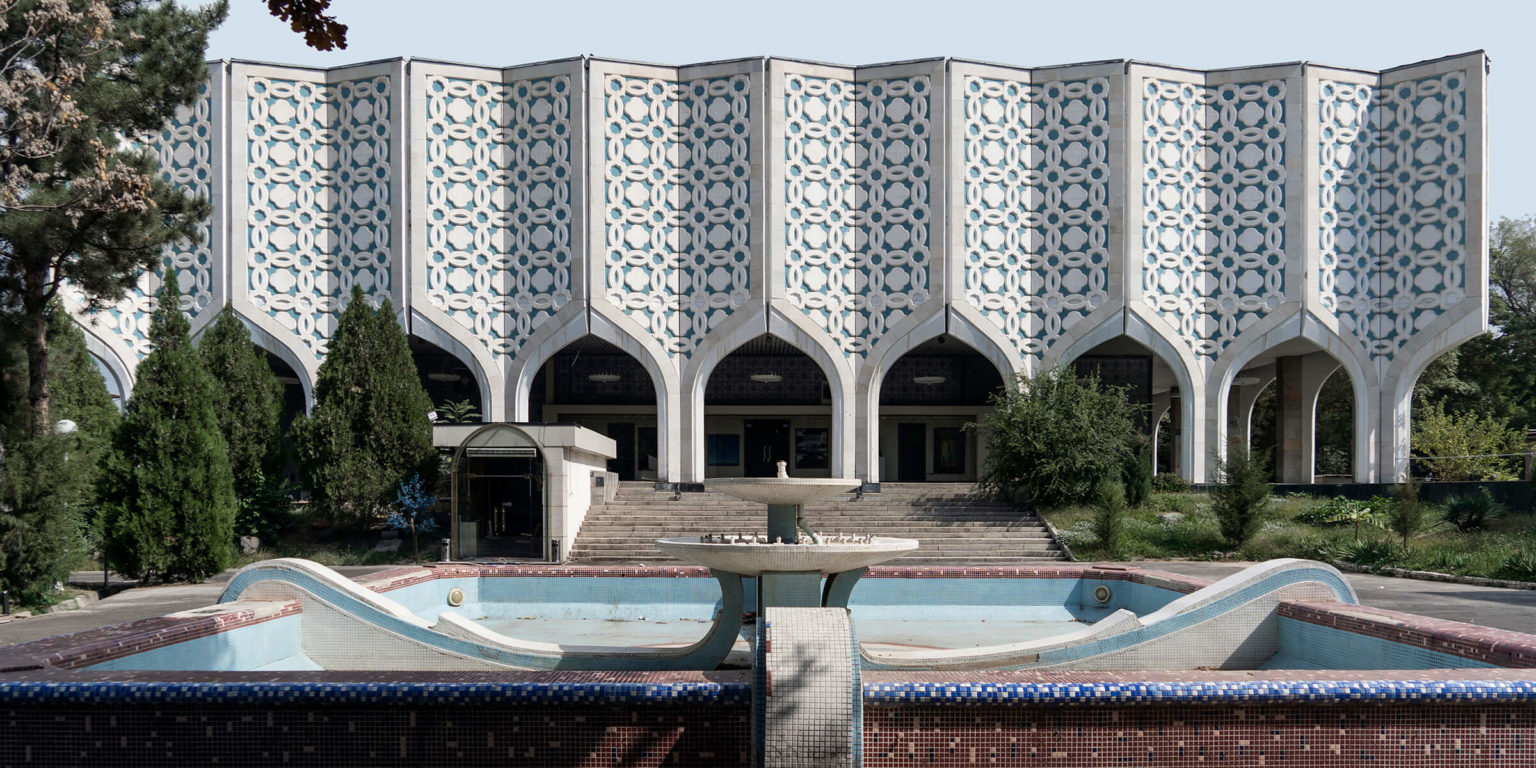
655,461 -> 918,609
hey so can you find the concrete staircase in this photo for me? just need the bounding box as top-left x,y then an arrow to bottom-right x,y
569,482 -> 1065,565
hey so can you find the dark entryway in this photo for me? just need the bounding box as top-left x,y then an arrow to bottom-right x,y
744,419 -> 791,477
897,422 -> 926,482
607,422 -> 636,480
458,453 -> 544,559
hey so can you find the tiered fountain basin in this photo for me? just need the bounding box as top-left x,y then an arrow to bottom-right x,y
653,536 -> 917,576
664,474 -> 919,609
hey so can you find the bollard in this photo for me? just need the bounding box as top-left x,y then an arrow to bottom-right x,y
440,538 -> 451,563
2,588 -> 9,615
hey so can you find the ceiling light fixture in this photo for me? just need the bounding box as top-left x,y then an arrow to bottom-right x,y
749,373 -> 782,383
913,375 -> 946,385
1232,376 -> 1263,386
587,373 -> 622,383
427,372 -> 462,382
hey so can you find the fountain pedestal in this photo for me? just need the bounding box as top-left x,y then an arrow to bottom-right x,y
654,466 -> 918,611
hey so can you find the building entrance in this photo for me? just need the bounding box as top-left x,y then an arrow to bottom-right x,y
460,455 -> 543,559
896,423 -> 927,482
744,419 -> 791,477
449,425 -> 548,560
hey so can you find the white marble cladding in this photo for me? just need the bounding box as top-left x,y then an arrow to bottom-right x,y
71,54 -> 1487,484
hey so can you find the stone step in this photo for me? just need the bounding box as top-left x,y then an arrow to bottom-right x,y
573,486 -> 1065,564
572,555 -> 1067,565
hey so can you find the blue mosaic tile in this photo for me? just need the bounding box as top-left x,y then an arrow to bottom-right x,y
862,678 -> 1536,706
0,680 -> 751,706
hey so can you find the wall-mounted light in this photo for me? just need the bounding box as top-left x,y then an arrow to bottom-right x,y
913,375 -> 946,385
587,373 -> 622,383
749,373 -> 782,383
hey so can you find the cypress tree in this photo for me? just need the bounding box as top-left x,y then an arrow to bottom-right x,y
0,308 -> 117,605
293,286 -> 436,524
199,307 -> 283,497
45,309 -> 121,467
101,270 -> 235,581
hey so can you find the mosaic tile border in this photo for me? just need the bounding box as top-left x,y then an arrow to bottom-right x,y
2,601 -> 300,671
0,678 -> 751,705
1281,600 -> 1536,668
862,677 -> 1536,706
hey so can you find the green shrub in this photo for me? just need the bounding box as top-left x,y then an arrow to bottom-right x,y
1293,535 -> 1341,562
1340,537 -> 1403,568
1497,551 -> 1536,582
1146,493 -> 1197,517
973,367 -> 1138,508
1122,435 -> 1153,508
1412,402 -> 1522,481
1422,549 -> 1471,573
1091,480 -> 1127,556
1211,442 -> 1270,548
234,469 -> 294,544
1152,472 -> 1189,493
1385,481 -> 1428,547
435,398 -> 481,424
0,308 -> 119,605
1443,488 -> 1504,532
0,431 -> 90,605
101,271 -> 236,582
1297,496 -> 1386,541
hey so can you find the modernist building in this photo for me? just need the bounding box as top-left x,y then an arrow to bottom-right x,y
69,52 -> 1487,488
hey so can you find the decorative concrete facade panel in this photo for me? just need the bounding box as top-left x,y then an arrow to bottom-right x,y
1141,77 -> 1288,361
421,73 -> 574,361
782,70 -> 934,356
243,71 -> 394,357
1371,71 -> 1469,359
602,71 -> 752,358
961,73 -> 1112,361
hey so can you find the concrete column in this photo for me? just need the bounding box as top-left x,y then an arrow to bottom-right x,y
1273,353 -> 1339,484
1379,385 -> 1413,483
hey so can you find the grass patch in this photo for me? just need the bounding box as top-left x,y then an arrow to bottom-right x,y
1041,491 -> 1536,583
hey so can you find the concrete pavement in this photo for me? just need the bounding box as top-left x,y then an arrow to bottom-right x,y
1130,561 -> 1536,635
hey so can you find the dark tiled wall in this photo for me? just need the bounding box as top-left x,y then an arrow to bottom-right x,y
864,703 -> 1536,767
0,702 -> 750,768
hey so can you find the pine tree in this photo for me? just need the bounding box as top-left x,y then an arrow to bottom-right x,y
100,269 -> 235,582
293,286 -> 436,524
199,307 -> 283,497
0,0 -> 227,440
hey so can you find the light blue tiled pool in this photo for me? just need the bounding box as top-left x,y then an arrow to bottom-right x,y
397,576 -> 1182,650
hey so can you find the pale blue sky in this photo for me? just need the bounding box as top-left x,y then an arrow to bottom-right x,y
207,0 -> 1535,221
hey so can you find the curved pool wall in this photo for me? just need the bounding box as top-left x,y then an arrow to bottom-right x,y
5,560 -> 1536,767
